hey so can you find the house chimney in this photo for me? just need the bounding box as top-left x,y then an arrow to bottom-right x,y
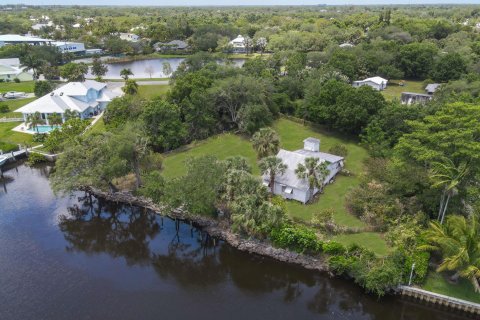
303,137 -> 320,152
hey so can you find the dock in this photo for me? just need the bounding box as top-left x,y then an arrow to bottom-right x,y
398,285 -> 480,315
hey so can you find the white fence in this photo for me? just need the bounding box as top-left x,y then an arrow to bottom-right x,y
0,117 -> 23,123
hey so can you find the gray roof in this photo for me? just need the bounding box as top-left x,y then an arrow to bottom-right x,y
303,137 -> 320,144
425,83 -> 441,93
267,149 -> 344,191
155,40 -> 188,49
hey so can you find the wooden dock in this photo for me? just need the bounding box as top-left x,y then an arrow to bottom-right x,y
398,285 -> 480,315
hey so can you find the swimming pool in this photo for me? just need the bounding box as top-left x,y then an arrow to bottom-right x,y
27,125 -> 61,133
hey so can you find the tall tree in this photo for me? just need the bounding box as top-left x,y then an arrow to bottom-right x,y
430,158 -> 470,224
27,112 -> 43,133
295,157 -> 330,200
120,68 -> 133,80
91,56 -> 108,80
60,62 -> 89,82
21,54 -> 44,80
259,156 -> 287,193
122,79 -> 139,95
251,127 -> 280,159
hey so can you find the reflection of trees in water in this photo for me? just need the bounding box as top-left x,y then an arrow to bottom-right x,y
59,197 -> 160,266
0,175 -> 14,194
58,197 -> 448,318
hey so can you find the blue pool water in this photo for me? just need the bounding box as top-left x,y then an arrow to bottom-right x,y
27,125 -> 61,133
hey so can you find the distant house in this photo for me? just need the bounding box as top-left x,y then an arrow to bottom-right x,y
263,138 -> 344,204
15,80 -> 122,124
352,76 -> 388,91
119,33 -> 140,42
401,92 -> 432,105
229,35 -> 246,53
54,41 -> 86,54
0,58 -> 33,81
154,40 -> 189,52
425,83 -> 441,95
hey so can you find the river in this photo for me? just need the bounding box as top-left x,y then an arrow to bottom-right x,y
0,162 -> 474,320
84,57 -> 245,79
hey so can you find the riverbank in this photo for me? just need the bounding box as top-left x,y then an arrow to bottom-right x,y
86,187 -> 329,272
85,186 -> 480,316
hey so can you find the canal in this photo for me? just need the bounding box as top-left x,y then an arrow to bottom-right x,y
0,163 -> 474,320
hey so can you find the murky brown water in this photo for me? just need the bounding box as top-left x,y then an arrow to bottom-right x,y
0,163 -> 474,320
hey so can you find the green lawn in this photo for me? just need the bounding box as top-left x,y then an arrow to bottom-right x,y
162,133 -> 258,180
332,232 -> 390,256
87,115 -> 106,135
422,272 -> 480,303
0,81 -> 35,94
1,97 -> 36,118
138,84 -> 170,99
382,80 -> 425,101
0,122 -> 33,146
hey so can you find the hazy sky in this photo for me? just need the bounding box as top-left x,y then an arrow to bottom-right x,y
3,0 -> 480,6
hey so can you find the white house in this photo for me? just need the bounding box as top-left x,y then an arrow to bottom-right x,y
229,35 -> 246,53
0,58 -> 33,81
352,76 -> 388,91
425,83 -> 441,95
263,138 -> 344,204
119,33 -> 140,42
15,80 -> 122,124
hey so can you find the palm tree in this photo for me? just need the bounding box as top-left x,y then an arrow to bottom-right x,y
430,158 -> 470,224
64,109 -> 79,121
122,79 -> 139,95
259,156 -> 287,194
251,127 -> 280,159
420,214 -> 480,292
21,54 -> 44,80
27,112 -> 44,133
49,113 -> 63,126
295,157 -> 330,201
120,68 -> 133,80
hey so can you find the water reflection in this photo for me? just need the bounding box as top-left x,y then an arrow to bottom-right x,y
57,197 -> 475,320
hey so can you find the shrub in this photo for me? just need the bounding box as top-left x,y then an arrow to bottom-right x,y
34,81 -> 54,97
27,152 -> 47,165
328,255 -> 357,275
403,249 -> 429,284
322,241 -> 347,255
32,133 -> 48,143
0,142 -> 18,152
0,79 -> 4,83
13,77 -> 20,83
0,103 -> 9,113
328,144 -> 348,157
270,224 -> 322,253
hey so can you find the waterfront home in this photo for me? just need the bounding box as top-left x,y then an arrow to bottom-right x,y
0,58 -> 33,81
229,35 -> 246,53
352,76 -> 388,91
154,40 -> 189,52
263,138 -> 344,204
401,92 -> 433,105
425,83 -> 441,95
15,80 -> 121,124
0,34 -> 85,54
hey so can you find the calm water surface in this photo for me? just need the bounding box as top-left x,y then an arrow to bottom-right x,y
85,57 -> 245,79
0,163 -> 474,320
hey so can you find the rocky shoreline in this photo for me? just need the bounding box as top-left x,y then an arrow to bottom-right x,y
85,187 -> 329,273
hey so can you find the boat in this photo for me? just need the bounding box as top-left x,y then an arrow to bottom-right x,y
0,155 -> 8,167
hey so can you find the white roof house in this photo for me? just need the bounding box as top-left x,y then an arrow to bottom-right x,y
0,62 -> 33,82
0,58 -> 20,67
425,83 -> 441,95
0,34 -> 53,47
119,33 -> 140,42
263,138 -> 344,204
352,76 -> 388,91
15,80 -> 122,124
229,35 -> 246,53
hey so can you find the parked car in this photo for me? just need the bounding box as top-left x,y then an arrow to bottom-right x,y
3,91 -> 26,99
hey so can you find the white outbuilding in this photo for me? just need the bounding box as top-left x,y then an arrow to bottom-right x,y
352,76 -> 388,91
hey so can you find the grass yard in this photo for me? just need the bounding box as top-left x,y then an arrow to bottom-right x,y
161,117 -> 388,254
138,84 -> 170,99
0,97 -> 37,118
87,115 -> 106,135
332,232 -> 390,256
422,272 -> 480,303
0,81 -> 35,94
0,122 -> 33,146
162,133 -> 258,180
382,80 -> 425,101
